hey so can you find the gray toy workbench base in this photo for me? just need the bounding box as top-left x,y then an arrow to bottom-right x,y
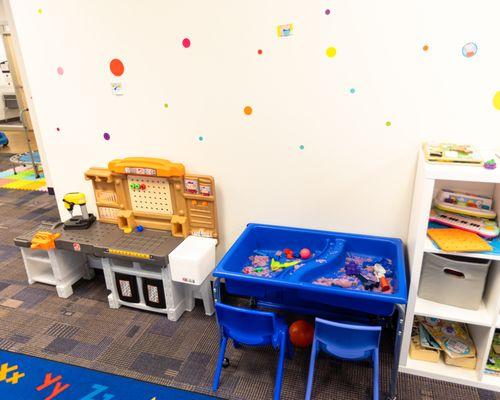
14,222 -> 215,321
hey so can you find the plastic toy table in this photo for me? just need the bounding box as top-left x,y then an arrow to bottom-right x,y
213,223 -> 407,400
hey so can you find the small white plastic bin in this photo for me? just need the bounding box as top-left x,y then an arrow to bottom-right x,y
168,235 -> 217,285
418,253 -> 490,310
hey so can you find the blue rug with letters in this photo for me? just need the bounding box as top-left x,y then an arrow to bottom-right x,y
0,350 -> 215,400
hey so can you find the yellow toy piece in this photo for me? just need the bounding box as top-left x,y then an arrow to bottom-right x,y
270,258 -> 300,271
427,228 -> 493,252
31,231 -> 61,250
63,192 -> 87,210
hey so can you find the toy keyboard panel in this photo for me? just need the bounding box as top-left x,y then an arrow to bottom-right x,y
429,208 -> 499,239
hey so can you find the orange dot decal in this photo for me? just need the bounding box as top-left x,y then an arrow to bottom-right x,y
243,106 -> 253,115
110,59 -> 124,77
422,45 -> 429,51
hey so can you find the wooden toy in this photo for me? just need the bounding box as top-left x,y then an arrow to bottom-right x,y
429,208 -> 499,239
85,157 -> 218,239
427,228 -> 493,252
423,143 -> 482,164
434,189 -> 496,219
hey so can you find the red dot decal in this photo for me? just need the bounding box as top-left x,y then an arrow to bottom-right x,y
182,38 -> 191,48
110,59 -> 124,76
258,49 -> 263,55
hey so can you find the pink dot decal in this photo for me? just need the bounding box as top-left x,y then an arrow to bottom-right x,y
325,9 -> 331,15
182,38 -> 191,48
103,132 -> 110,141
57,67 -> 64,75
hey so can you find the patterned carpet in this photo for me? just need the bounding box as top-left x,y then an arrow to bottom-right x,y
0,177 -> 498,399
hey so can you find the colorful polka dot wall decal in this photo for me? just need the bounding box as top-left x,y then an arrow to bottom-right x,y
325,9 -> 331,15
385,121 -> 392,127
462,42 -> 478,58
103,132 -> 110,141
57,67 -> 64,75
326,47 -> 337,58
258,49 -> 263,55
198,136 -> 204,141
243,106 -> 253,115
493,91 -> 500,110
163,103 -> 169,109
56,127 -> 60,132
110,59 -> 124,77
37,9 -> 42,15
422,45 -> 429,52
182,38 -> 191,48
299,145 -> 305,150
350,88 -> 356,94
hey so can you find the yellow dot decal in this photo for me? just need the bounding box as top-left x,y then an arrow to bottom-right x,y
326,47 -> 337,58
493,91 -> 500,110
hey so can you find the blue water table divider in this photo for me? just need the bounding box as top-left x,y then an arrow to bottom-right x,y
213,223 -> 408,400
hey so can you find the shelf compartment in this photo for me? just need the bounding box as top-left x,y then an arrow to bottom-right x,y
402,357 -> 479,386
424,236 -> 500,262
414,296 -> 493,327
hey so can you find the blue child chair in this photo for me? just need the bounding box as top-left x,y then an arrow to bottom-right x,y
305,318 -> 381,400
212,303 -> 292,400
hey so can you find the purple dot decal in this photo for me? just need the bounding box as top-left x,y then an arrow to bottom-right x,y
56,127 -> 60,132
57,67 -> 64,75
182,38 -> 191,48
103,132 -> 110,141
325,9 -> 331,15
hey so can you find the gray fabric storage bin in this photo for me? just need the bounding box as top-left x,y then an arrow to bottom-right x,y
418,253 -> 490,310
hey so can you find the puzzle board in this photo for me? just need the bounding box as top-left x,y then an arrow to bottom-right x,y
127,175 -> 173,214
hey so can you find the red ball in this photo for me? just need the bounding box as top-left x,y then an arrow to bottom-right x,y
300,248 -> 311,259
289,320 -> 314,347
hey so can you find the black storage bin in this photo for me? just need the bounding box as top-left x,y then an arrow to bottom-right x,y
142,278 -> 166,309
115,273 -> 140,303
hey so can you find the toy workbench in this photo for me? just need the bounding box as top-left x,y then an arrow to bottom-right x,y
14,157 -> 219,321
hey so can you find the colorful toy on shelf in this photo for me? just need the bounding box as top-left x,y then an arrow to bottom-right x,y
289,320 -> 314,348
427,228 -> 493,252
484,159 -> 497,170
423,143 -> 482,165
429,208 -> 499,239
434,189 -> 496,219
85,157 -> 218,238
62,192 -> 96,230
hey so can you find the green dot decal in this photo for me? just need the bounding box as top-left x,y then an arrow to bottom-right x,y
299,145 -> 305,150
350,88 -> 356,94
163,103 -> 168,109
385,121 -> 392,127
198,136 -> 204,141
37,8 -> 43,14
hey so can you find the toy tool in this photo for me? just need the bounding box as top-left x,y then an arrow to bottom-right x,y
434,189 -> 496,219
429,208 -> 499,239
373,263 -> 390,292
62,192 -> 96,230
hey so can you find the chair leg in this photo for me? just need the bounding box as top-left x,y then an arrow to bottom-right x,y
212,335 -> 228,392
372,348 -> 379,400
273,332 -> 287,400
286,335 -> 294,359
305,339 -> 318,400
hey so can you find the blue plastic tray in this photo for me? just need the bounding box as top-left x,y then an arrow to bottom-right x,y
214,224 -> 407,316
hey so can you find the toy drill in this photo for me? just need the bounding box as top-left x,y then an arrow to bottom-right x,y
62,192 -> 96,230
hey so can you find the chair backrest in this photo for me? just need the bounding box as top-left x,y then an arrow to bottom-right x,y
215,303 -> 278,346
314,318 -> 381,360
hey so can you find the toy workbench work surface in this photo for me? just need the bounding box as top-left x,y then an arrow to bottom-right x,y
14,157 -> 219,321
213,223 -> 408,400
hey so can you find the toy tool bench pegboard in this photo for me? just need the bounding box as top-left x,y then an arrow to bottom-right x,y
84,157 -> 218,239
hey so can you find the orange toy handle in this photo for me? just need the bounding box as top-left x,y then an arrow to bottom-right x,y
379,277 -> 390,292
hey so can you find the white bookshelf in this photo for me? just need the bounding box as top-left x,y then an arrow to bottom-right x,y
400,147 -> 500,391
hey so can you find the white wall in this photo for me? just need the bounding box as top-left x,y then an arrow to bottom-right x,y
6,0 -> 500,255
